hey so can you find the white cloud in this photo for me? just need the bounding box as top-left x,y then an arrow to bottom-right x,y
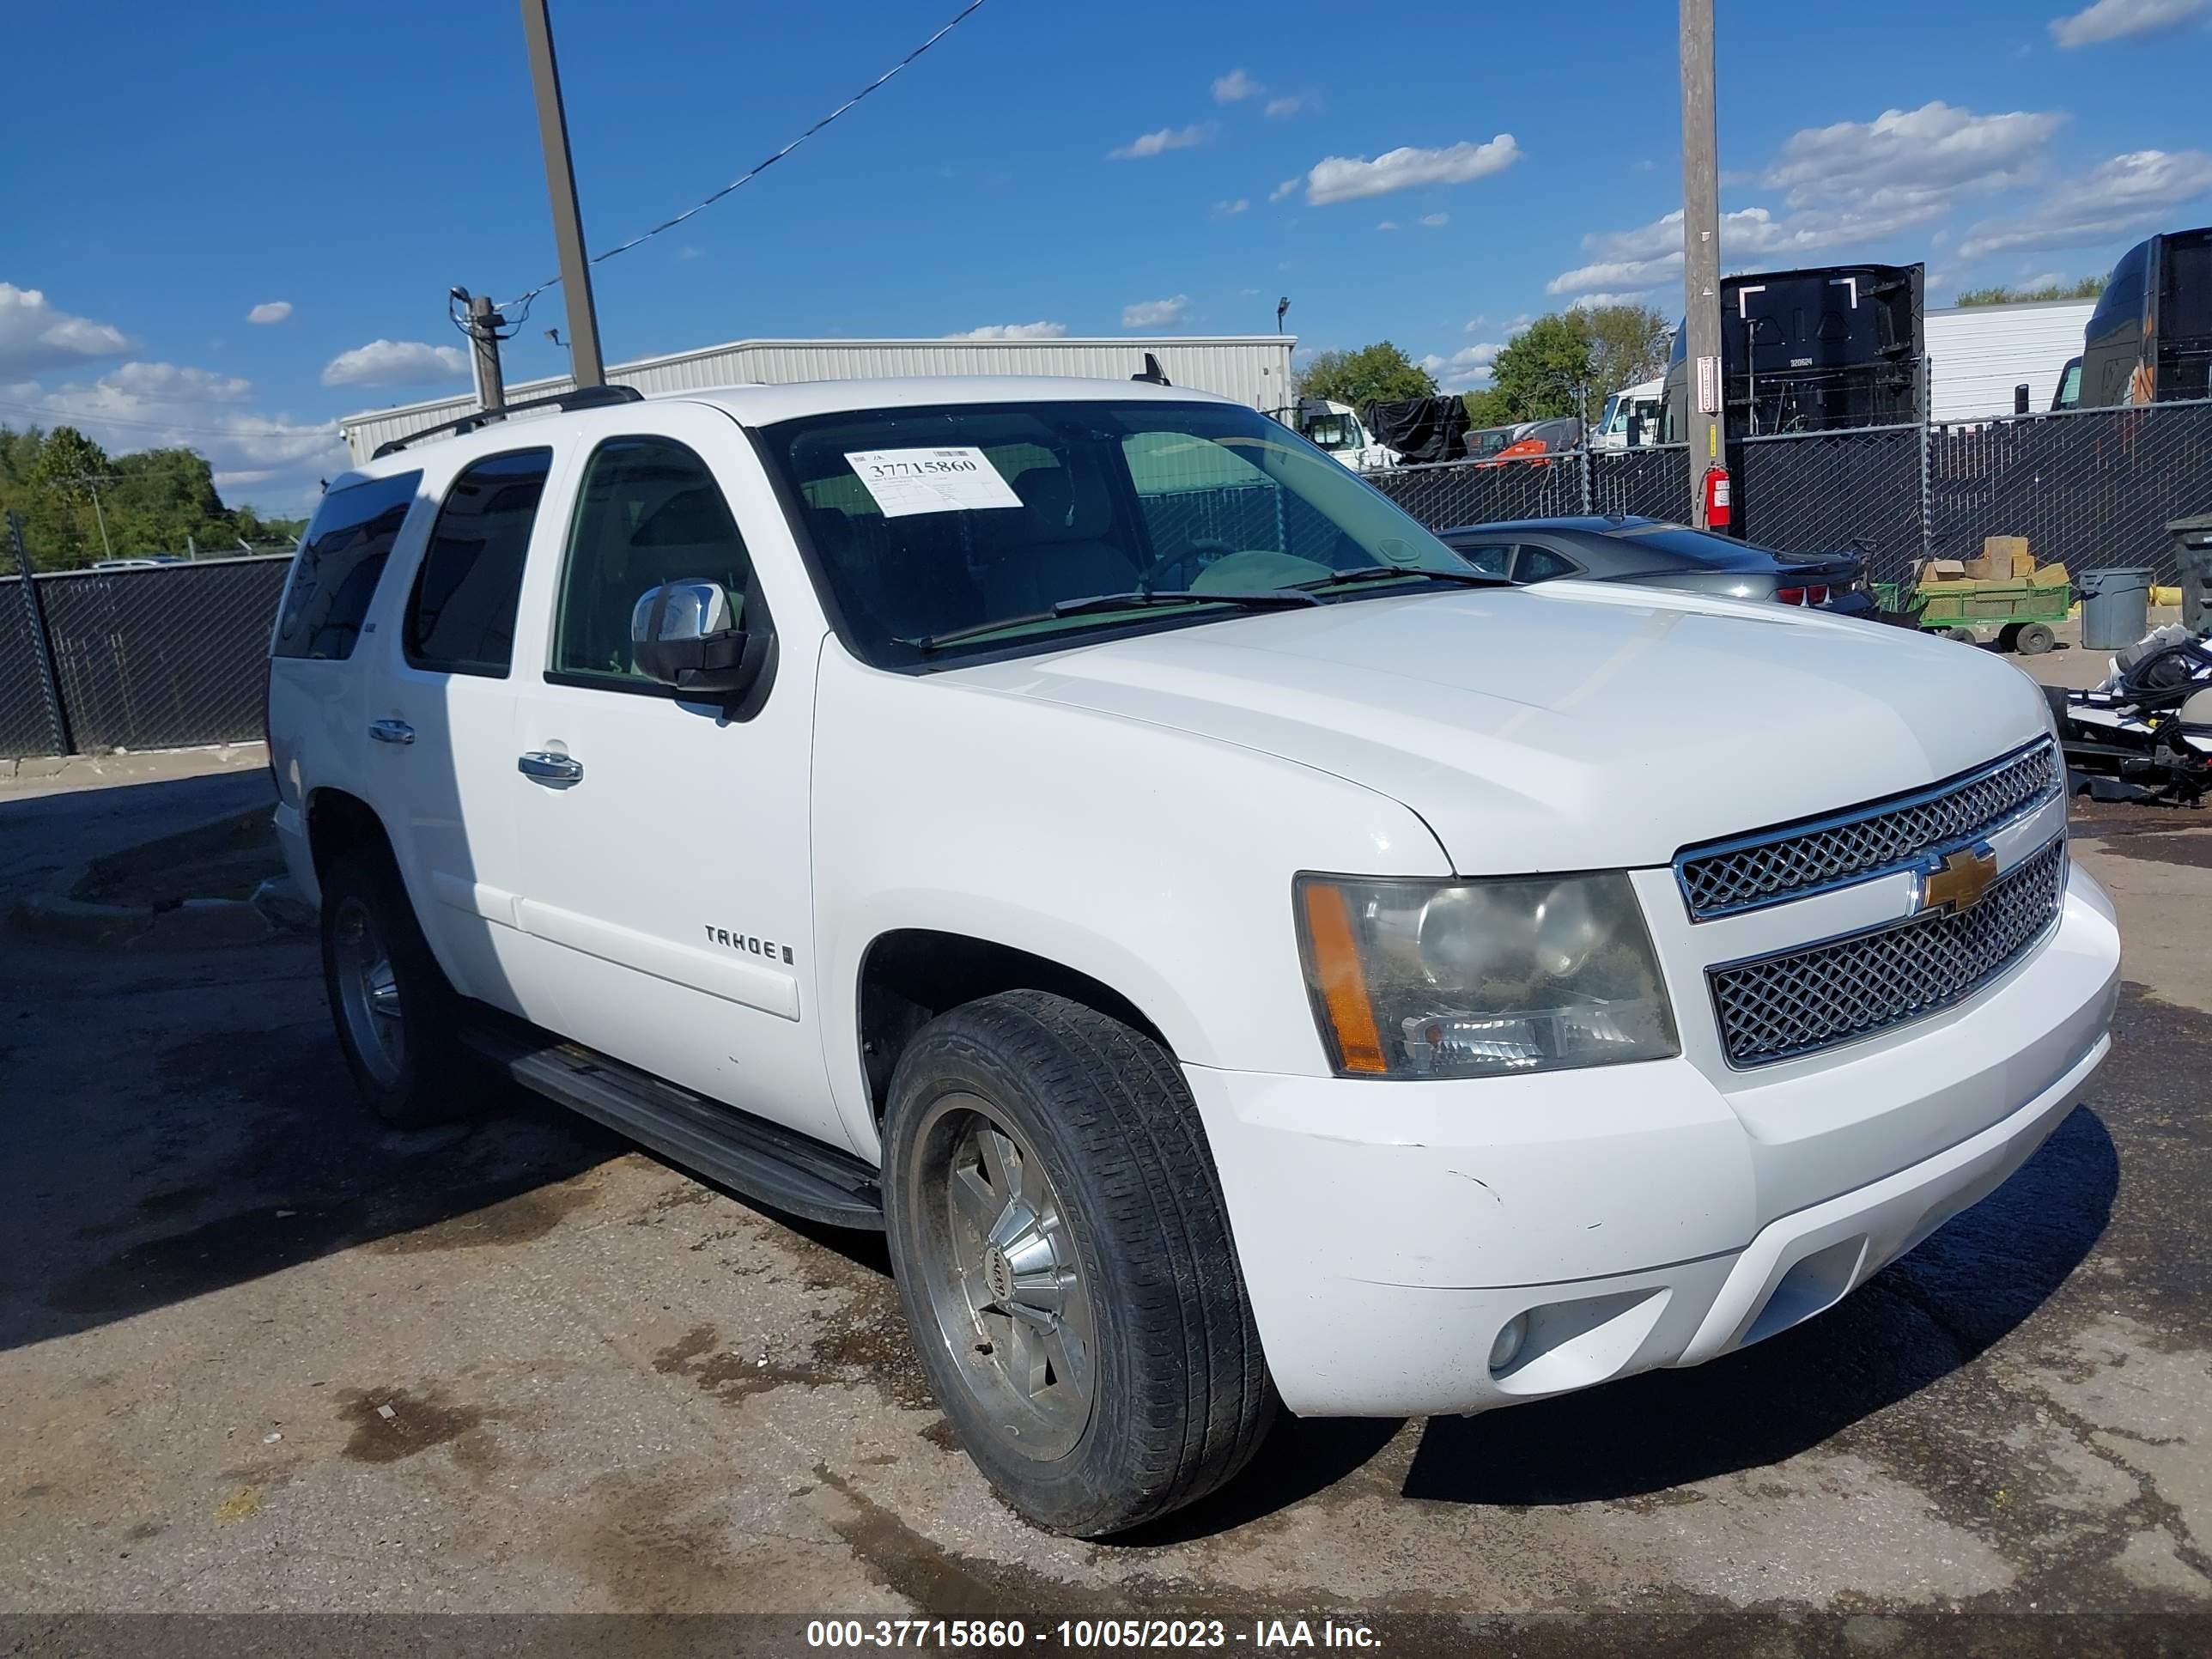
1212,69 -> 1262,103
1564,291 -> 1657,309
319,339 -> 470,388
945,321 -> 1067,340
1959,148 -> 2212,256
1109,124 -> 1212,160
1764,101 -> 2063,212
1121,295 -> 1190,329
2017,270 -> 2067,289
1430,343 -> 1504,393
1547,201 -> 1942,294
1264,95 -> 1312,119
1419,212 -> 1449,228
246,301 -> 293,325
2051,0 -> 2209,46
1299,135 -> 1520,204
1548,100 -> 2070,300
0,283 -> 132,377
1212,198 -> 1250,217
677,245 -> 706,260
1376,221 -> 1401,232
105,362 -> 253,402
3,360 -> 343,511
1269,177 -> 1301,203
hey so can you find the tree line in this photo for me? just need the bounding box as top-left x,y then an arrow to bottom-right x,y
0,425 -> 307,572
1297,302 -> 1673,432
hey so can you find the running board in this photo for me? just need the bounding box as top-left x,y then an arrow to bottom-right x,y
459,1015 -> 884,1231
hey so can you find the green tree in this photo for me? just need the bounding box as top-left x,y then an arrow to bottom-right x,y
1488,313 -> 1594,423
1297,341 -> 1437,408
1955,276 -> 2105,306
0,424 -> 301,569
1459,386 -> 1515,428
1581,303 -> 1672,410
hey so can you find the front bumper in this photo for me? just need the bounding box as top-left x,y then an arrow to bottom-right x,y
1182,863 -> 2119,1417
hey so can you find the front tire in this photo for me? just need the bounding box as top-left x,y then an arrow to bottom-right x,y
882,991 -> 1273,1536
319,845 -> 473,1128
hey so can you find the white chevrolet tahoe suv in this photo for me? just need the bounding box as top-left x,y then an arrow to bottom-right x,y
269,377 -> 2119,1536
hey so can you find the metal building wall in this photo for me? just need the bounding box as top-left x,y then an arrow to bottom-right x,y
1924,301 -> 2094,422
340,336 -> 1298,463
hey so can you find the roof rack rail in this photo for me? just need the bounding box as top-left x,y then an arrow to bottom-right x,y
371,384 -> 644,459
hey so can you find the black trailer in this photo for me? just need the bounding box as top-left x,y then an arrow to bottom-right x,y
1661,262 -> 1925,441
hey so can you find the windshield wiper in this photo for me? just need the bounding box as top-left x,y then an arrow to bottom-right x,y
1295,564 -> 1510,591
908,588 -> 1321,653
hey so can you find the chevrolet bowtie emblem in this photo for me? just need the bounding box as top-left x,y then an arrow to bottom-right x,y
1915,843 -> 1999,915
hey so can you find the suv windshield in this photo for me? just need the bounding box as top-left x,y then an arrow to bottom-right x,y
761,399 -> 1480,665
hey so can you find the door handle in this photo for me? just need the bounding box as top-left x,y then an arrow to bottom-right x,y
368,719 -> 414,744
517,750 -> 584,785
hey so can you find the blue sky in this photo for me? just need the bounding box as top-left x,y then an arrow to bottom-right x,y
3,0 -> 2209,514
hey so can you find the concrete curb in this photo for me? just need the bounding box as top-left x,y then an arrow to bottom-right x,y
9,875 -> 314,950
8,803 -> 315,955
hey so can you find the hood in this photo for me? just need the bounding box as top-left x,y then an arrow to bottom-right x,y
948,582 -> 2051,873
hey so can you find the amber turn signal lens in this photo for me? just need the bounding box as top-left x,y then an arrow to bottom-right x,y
1298,880 -> 1389,1075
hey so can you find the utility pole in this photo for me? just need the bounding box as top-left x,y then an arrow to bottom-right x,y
461,290 -> 508,413
1679,0 -> 1723,528
520,0 -> 606,387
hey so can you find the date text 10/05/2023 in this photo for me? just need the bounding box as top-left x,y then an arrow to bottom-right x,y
805,1620 -> 1383,1650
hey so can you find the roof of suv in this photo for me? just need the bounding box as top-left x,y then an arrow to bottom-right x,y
343,375 -> 1244,487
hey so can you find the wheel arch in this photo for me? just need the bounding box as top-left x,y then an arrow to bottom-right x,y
303,786 -> 394,884
854,925 -> 1182,1127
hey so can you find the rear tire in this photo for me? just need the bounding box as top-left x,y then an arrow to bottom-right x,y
1996,623 -> 2023,653
2016,622 -> 2056,655
319,845 -> 475,1128
882,991 -> 1274,1537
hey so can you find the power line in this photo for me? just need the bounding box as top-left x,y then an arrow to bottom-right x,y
496,0 -> 990,318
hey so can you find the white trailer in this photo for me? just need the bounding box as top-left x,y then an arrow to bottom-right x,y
339,334 -> 1297,463
1924,300 -> 2094,422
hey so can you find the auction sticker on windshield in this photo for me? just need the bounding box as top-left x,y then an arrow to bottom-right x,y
845,448 -> 1024,518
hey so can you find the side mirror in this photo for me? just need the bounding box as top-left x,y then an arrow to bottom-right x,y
1625,413 -> 1644,447
631,580 -> 768,698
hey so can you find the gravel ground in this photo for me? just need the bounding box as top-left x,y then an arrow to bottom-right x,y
3,664 -> 2209,1654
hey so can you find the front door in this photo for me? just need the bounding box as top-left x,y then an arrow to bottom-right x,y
503,410 -> 838,1148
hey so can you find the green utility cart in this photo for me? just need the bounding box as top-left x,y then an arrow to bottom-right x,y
1872,578 -> 2073,654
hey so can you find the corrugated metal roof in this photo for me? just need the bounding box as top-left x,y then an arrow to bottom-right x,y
339,335 -> 1298,462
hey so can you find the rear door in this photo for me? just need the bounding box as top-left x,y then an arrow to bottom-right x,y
362,447 -> 561,1016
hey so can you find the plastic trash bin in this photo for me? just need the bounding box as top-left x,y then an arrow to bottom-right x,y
2080,566 -> 2154,650
2169,514 -> 2212,635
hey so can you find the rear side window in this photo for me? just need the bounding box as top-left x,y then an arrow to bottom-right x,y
404,449 -> 552,676
1516,546 -> 1579,582
272,471 -> 422,659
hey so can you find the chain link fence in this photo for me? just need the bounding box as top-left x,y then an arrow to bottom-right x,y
1,556 -> 289,760
1925,398 -> 2212,585
1364,400 -> 2211,592
0,572 -> 67,759
1366,450 -> 1590,527
1736,423 -> 1927,586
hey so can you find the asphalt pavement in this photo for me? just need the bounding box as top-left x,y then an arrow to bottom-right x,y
3,682 -> 2209,1654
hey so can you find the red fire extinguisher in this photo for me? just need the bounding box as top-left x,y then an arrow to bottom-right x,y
1702,465 -> 1732,531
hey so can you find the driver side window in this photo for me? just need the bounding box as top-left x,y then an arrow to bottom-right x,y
552,435 -> 762,687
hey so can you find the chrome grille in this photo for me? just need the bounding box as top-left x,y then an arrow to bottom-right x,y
1709,836 -> 2067,1068
1676,739 -> 2060,921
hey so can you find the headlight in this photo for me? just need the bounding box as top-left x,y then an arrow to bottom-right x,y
1295,872 -> 1679,1079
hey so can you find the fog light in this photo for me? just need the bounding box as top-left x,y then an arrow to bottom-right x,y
1488,1312 -> 1528,1374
